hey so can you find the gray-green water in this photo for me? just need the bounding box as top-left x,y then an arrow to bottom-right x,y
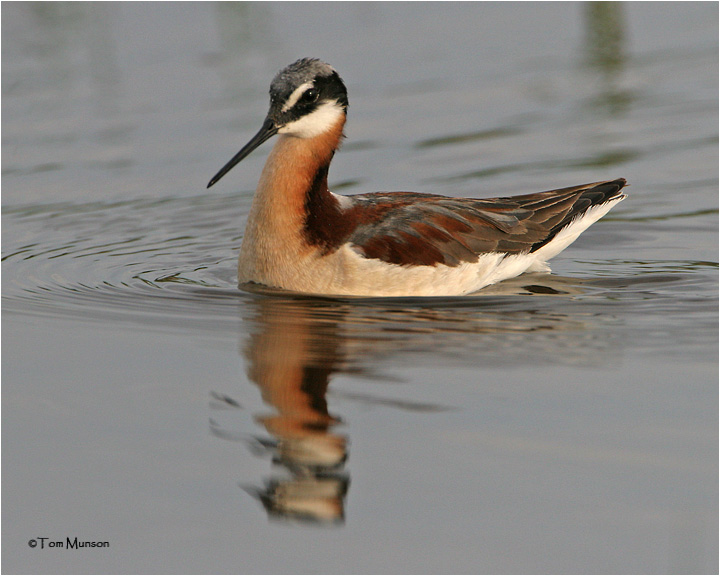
3,3 -> 717,573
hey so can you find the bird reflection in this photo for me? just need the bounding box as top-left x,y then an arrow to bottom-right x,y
210,272 -> 621,525
241,300 -> 349,524
210,295 -> 353,525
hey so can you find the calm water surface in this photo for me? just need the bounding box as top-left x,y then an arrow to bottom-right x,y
3,3 -> 718,574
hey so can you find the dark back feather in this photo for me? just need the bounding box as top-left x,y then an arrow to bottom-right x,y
342,178 -> 627,267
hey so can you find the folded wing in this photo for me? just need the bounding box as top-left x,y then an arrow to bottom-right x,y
346,179 -> 627,267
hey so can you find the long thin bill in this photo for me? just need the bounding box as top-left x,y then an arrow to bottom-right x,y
207,117 -> 278,188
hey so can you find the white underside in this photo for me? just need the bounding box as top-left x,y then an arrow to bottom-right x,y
239,196 -> 624,297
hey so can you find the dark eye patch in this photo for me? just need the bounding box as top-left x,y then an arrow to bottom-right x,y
299,87 -> 319,104
313,71 -> 348,109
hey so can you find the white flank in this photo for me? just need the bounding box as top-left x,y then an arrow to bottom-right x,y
278,100 -> 346,139
531,195 -> 625,263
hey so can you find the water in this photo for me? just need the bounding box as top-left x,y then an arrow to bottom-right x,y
3,3 -> 717,573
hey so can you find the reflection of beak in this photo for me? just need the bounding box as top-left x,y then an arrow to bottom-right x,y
207,117 -> 278,188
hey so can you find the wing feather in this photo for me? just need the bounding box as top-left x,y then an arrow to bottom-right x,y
341,178 -> 626,267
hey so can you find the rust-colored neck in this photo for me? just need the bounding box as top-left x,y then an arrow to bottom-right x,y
238,116 -> 346,283
255,117 -> 344,223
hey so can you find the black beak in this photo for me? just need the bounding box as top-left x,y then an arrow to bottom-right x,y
207,117 -> 279,188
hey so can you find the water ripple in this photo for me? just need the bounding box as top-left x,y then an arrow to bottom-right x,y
3,191 -> 716,367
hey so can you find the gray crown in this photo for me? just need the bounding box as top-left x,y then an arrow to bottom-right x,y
270,58 -> 335,100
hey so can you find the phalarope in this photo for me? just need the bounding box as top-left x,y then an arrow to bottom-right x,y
208,58 -> 627,297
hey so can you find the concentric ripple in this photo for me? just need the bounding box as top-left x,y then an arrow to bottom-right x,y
2,193 -> 248,328
3,189 -> 716,362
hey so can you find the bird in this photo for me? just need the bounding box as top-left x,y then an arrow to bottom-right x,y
207,57 -> 627,297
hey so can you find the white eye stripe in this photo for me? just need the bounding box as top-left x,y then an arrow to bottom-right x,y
280,81 -> 315,113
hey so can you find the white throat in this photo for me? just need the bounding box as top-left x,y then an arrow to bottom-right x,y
278,100 -> 346,139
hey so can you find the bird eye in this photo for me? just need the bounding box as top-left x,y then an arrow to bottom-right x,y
300,88 -> 318,104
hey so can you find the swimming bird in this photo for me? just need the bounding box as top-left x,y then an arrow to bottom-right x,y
208,58 -> 626,297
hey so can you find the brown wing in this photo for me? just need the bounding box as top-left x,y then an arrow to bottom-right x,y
345,179 -> 627,267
